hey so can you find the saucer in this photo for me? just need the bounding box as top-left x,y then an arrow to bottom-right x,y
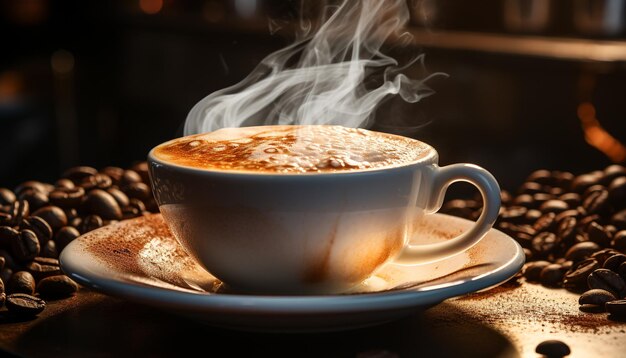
60,213 -> 524,332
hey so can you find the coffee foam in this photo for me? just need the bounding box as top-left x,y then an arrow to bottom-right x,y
153,125 -> 428,174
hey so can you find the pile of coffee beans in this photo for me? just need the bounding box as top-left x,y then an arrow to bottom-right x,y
0,162 -> 158,318
441,164 -> 626,320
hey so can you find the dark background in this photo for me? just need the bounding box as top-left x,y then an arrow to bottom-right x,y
1,0 -> 625,193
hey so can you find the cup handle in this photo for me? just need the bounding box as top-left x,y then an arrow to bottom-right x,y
394,163 -> 501,265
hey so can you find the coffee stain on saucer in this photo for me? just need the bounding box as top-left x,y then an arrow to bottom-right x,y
81,214 -> 217,293
76,213 -> 511,296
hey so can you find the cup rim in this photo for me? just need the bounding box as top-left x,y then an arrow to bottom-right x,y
147,125 -> 439,177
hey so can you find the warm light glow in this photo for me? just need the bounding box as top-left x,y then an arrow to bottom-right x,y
0,71 -> 23,100
577,102 -> 626,163
139,0 -> 163,15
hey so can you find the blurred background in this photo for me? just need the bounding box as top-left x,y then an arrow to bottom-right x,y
1,0 -> 625,192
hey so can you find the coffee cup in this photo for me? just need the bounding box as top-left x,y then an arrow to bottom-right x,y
147,125 -> 501,294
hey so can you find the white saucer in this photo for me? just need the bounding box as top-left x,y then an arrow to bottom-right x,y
60,213 -> 524,332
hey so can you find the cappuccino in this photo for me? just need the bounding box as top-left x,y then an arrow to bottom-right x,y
153,125 -> 428,174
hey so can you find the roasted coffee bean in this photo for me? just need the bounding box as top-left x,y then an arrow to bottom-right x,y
69,217 -> 82,228
613,231 -> 626,252
79,215 -> 103,234
32,205 -> 68,232
525,209 -> 542,222
5,293 -> 45,316
532,232 -> 559,255
535,340 -> 571,358
609,177 -> 626,207
583,185 -> 606,199
561,260 -> 573,271
579,289 -> 616,306
0,267 -> 12,283
32,256 -> 59,266
572,174 -> 599,193
18,189 -> 49,211
62,166 -> 98,183
120,170 -> 142,187
82,189 -> 122,220
131,161 -> 150,183
606,224 -> 618,236
591,249 -> 622,266
524,260 -> 551,282
587,222 -> 612,246
0,226 -> 19,248
519,182 -> 543,195
539,264 -> 564,286
11,230 -> 40,262
513,194 -> 534,209
555,171 -> 575,187
0,256 -> 4,271
603,254 -> 626,273
500,190 -> 512,205
526,169 -> 554,185
557,216 -> 577,243
499,222 -> 535,237
40,240 -> 58,258
558,193 -> 581,207
578,214 -> 600,232
122,199 -> 146,220
7,271 -> 35,294
583,189 -> 610,215
80,173 -> 113,191
125,181 -> 152,202
533,212 -> 557,233
588,269 -> 626,297
602,165 -> 626,185
9,200 -> 29,226
0,188 -> 16,206
611,209 -> 626,230
49,187 -> 85,208
606,300 -> 626,317
14,181 -> 50,196
37,275 -> 78,299
54,178 -> 74,190
565,241 -> 600,262
100,166 -> 124,184
106,187 -> 130,208
19,216 -> 52,245
25,262 -> 62,281
54,226 -> 80,251
540,200 -> 568,214
532,193 -> 553,208
549,187 -> 564,196
564,258 -> 599,290
500,205 -> 528,222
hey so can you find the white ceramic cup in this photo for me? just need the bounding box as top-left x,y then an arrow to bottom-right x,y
148,125 -> 501,294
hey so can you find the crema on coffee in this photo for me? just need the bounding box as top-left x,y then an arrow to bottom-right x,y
153,125 -> 428,173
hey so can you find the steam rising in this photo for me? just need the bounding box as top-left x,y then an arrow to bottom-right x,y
184,0 -> 445,135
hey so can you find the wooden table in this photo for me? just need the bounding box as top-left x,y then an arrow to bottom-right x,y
0,281 -> 623,357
